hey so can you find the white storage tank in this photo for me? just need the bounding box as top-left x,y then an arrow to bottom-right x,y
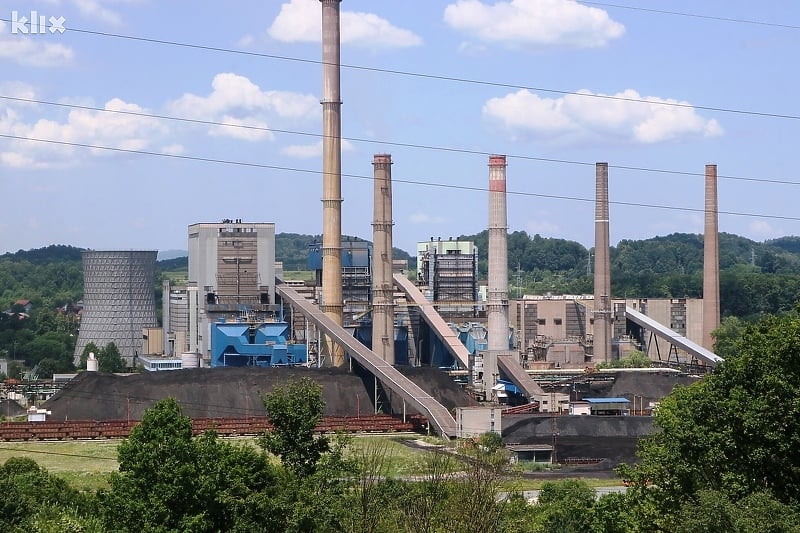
87,352 -> 99,372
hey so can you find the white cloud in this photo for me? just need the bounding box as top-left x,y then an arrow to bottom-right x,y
268,0 -> 422,47
0,97 -> 167,167
0,82 -> 37,103
160,143 -> 184,155
209,116 -> 273,141
72,0 -> 124,25
483,89 -> 723,144
43,0 -> 142,25
749,220 -> 779,238
168,73 -> 317,141
0,21 -> 74,67
444,0 -> 624,49
282,139 -> 354,158
410,213 -> 447,224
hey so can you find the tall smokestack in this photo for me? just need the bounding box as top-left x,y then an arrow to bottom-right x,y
320,0 -> 344,366
372,154 -> 395,365
486,155 -> 509,397
593,162 -> 612,363
703,164 -> 720,351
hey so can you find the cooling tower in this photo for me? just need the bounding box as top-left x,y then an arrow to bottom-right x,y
371,154 -> 395,364
320,0 -> 344,366
702,164 -> 720,351
593,162 -> 612,363
74,250 -> 158,367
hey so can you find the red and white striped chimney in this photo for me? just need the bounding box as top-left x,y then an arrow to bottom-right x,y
487,155 -> 509,354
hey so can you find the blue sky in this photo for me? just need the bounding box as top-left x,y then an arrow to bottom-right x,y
1,0 -> 799,256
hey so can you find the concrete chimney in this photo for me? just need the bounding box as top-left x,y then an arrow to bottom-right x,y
703,164 -> 720,351
320,0 -> 344,366
593,162 -> 612,363
371,154 -> 395,365
486,155 -> 509,397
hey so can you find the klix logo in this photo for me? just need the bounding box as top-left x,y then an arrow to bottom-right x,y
10,10 -> 67,34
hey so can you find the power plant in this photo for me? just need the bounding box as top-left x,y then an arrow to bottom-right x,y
65,1 -> 725,439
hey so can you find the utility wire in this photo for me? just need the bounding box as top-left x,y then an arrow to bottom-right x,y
582,2 -> 800,30
0,445 -> 119,461
2,132 -> 799,223
1,18 -> 798,122
2,94 -> 799,188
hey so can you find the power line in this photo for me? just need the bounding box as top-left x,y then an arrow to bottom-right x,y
582,2 -> 800,30
2,131 -> 799,223
2,94 -> 800,188
1,18 -> 799,122
0,445 -> 119,461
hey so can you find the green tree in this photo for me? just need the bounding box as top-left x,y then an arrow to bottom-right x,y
101,397 -> 281,532
260,377 -> 330,478
0,457 -> 93,532
97,343 -> 126,373
533,479 -> 596,533
443,436 -> 513,533
622,306 -> 800,521
597,349 -> 652,369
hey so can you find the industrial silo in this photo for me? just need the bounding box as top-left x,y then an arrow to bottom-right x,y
73,250 -> 158,367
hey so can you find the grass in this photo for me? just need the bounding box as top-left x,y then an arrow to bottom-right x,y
0,440 -> 120,491
282,270 -> 315,282
0,436 -> 623,492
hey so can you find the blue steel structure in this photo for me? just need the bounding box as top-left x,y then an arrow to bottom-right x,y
350,323 -> 410,366
210,319 -> 307,368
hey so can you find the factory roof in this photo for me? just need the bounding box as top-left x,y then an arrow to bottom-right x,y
584,397 -> 630,404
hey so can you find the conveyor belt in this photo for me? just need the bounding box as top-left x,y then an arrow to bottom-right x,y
497,355 -> 546,398
392,273 -> 471,369
626,306 -> 723,367
276,280 -> 458,438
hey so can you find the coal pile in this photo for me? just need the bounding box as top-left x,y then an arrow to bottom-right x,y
43,366 -> 474,422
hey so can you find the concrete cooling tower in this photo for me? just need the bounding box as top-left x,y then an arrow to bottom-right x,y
74,250 -> 158,367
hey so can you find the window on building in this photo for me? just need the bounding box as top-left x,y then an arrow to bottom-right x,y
538,318 -> 546,325
554,318 -> 563,325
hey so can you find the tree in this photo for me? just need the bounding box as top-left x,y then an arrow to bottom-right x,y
597,349 -> 652,369
622,306 -> 800,522
101,397 -> 282,532
97,343 -> 126,373
443,436 -> 514,533
533,479 -> 596,533
0,457 -> 93,531
260,377 -> 330,478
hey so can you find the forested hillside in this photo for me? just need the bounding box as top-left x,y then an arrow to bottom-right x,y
4,232 -> 800,317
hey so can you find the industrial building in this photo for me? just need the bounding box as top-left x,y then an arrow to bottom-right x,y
510,295 -> 706,368
73,250 -> 158,367
416,238 -> 480,319
160,220 -> 300,368
308,239 -> 372,324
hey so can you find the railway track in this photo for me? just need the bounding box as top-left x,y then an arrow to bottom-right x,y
0,414 -> 428,441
